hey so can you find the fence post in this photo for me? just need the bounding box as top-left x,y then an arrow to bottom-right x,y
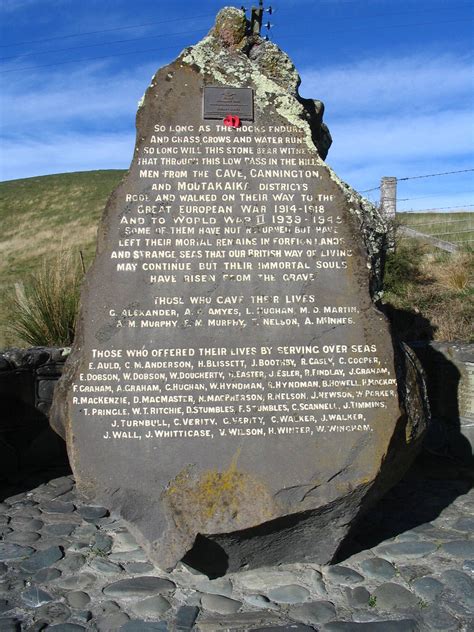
380,176 -> 397,250
380,177 -> 397,219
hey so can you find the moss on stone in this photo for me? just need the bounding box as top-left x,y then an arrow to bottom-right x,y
213,7 -> 247,49
164,453 -> 276,532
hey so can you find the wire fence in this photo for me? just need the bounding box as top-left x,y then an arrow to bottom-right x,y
398,213 -> 473,249
360,170 -> 474,250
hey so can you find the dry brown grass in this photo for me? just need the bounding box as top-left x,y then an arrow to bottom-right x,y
429,251 -> 473,292
383,238 -> 473,343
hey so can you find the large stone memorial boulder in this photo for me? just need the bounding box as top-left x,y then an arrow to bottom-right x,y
51,7 -> 428,572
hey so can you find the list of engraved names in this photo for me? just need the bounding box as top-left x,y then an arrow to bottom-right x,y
74,124 -> 396,442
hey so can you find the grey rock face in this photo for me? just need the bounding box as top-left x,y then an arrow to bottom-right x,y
50,6 -> 429,573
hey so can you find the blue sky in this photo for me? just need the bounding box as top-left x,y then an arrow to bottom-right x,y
0,0 -> 473,212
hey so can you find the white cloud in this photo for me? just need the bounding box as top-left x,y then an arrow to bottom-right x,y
298,52 -> 474,201
0,0 -> 51,12
1,48 -> 473,199
300,53 -> 474,115
0,132 -> 134,182
328,109 -> 474,164
0,61 -> 159,129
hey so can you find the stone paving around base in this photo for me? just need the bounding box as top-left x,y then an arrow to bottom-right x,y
0,467 -> 473,632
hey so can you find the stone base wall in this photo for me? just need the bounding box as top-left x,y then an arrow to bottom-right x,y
0,347 -> 70,482
408,342 -> 473,462
0,343 -> 472,483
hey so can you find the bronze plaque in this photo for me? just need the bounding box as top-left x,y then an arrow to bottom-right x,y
203,86 -> 254,120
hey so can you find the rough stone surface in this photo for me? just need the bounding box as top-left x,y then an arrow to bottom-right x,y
50,5 -> 428,575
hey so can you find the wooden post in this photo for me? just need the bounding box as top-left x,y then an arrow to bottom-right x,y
251,0 -> 264,35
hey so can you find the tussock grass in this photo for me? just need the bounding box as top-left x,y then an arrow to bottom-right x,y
430,251 -> 472,292
4,250 -> 84,347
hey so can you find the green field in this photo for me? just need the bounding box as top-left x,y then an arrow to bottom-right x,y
398,212 -> 473,246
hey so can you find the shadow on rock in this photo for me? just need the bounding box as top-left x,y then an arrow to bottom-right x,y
336,303 -> 473,560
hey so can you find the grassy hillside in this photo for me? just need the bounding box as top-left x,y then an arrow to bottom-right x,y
1,170 -> 125,283
0,171 -> 472,347
0,170 -> 125,346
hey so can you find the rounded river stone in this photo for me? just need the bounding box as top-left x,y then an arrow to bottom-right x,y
67,591 -> 91,608
103,576 -> 176,598
267,584 -> 310,604
326,566 -> 364,585
20,546 -> 63,572
200,594 -> 242,614
78,505 -> 108,522
411,576 -> 444,601
0,543 -> 34,561
132,595 -> 171,618
21,587 -> 54,607
289,600 -> 337,624
372,583 -> 419,610
360,557 -> 396,580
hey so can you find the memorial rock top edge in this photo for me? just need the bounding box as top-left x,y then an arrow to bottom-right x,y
51,7 -> 428,573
